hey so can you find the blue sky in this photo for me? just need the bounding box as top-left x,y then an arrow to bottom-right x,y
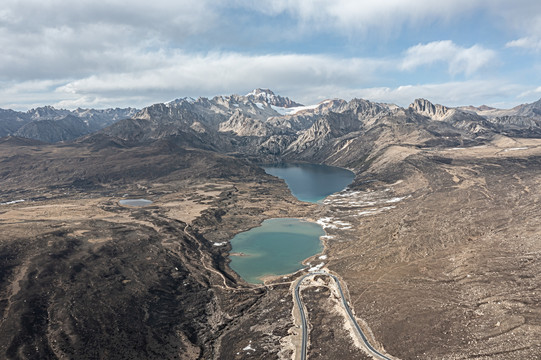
1,0 -> 540,110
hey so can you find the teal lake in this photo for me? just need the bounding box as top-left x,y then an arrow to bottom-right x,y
229,218 -> 325,284
229,163 -> 355,284
263,163 -> 355,203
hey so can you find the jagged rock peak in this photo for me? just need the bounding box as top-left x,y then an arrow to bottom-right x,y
26,105 -> 69,120
409,98 -> 451,120
513,97 -> 541,118
167,97 -> 197,106
477,105 -> 496,111
245,88 -> 303,108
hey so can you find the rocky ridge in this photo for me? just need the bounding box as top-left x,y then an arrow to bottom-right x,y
245,88 -> 303,108
4,91 -> 541,165
409,98 -> 452,120
0,106 -> 138,142
99,93 -> 541,169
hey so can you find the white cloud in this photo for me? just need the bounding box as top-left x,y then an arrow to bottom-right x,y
0,50 -> 386,109
490,3 -> 541,37
517,86 -> 541,100
0,79 -> 75,110
238,0 -> 483,33
239,1 -> 541,37
401,41 -> 497,76
0,0 -> 218,81
2,0 -> 215,34
506,37 -> 541,51
0,0 -> 537,111
0,48 -> 526,111
52,52 -> 387,102
353,81 -> 526,108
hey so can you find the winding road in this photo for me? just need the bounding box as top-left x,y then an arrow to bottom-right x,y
294,271 -> 393,360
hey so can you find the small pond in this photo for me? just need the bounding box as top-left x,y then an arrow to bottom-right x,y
119,199 -> 153,207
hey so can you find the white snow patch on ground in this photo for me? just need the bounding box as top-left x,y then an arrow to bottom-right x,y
318,255 -> 328,260
243,341 -> 255,351
322,188 -> 410,222
324,189 -> 408,209
308,262 -> 325,272
270,105 -> 289,115
332,190 -> 361,197
288,104 -> 320,114
386,196 -> 406,203
317,217 -> 334,228
356,206 -> 396,217
270,104 -> 323,115
270,103 -> 324,116
255,102 -> 265,110
317,217 -> 352,230
504,147 -> 528,152
317,189 -> 411,238
0,199 -> 25,206
213,242 -> 227,246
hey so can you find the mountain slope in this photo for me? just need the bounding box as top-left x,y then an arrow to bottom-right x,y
0,107 -> 137,142
15,115 -> 98,143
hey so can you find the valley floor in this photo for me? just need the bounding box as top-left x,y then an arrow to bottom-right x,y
1,137 -> 541,359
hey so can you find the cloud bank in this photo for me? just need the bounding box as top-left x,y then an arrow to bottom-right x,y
0,1 -> 539,109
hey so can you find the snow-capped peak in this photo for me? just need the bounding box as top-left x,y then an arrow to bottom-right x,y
167,97 -> 197,107
245,88 -> 303,108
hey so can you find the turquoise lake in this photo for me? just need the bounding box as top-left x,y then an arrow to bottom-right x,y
119,199 -> 153,206
229,218 -> 325,284
263,163 -> 355,203
229,163 -> 355,284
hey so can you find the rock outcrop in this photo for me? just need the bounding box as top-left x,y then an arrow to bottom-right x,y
409,98 -> 452,120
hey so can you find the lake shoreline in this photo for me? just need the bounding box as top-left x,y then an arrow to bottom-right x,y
228,163 -> 354,284
262,163 -> 354,203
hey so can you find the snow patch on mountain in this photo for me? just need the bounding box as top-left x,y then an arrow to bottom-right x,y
245,88 -> 303,108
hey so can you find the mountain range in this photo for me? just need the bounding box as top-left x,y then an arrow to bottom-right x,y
94,89 -> 541,172
0,106 -> 137,143
3,89 -> 540,156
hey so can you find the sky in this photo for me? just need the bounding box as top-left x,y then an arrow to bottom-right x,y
1,0 -> 540,110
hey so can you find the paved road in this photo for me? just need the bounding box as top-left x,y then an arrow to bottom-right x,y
294,271 -> 392,360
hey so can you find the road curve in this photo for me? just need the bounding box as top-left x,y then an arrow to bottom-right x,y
294,271 -> 393,360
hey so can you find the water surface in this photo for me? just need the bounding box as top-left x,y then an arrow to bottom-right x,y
263,163 -> 354,203
229,163 -> 354,284
119,199 -> 153,207
229,218 -> 325,284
